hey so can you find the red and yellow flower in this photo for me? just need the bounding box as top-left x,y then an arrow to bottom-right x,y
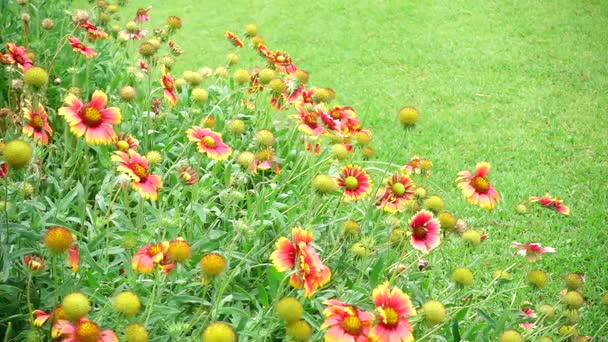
52,318 -> 117,342
376,172 -> 416,212
112,150 -> 162,200
67,37 -> 96,58
456,161 -> 499,209
369,282 -> 416,342
337,164 -> 372,201
327,106 -> 361,136
270,227 -> 331,297
294,103 -> 326,136
67,246 -> 79,273
58,90 -> 121,144
131,241 -> 173,274
529,194 -> 570,215
186,126 -> 232,161
225,31 -> 243,48
409,210 -> 441,253
4,43 -> 32,71
161,65 -> 177,106
33,306 -> 68,327
321,299 -> 374,342
22,102 -> 52,145
80,20 -> 108,40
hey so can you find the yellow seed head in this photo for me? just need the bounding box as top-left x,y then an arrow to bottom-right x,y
62,292 -> 91,320
462,230 -> 481,247
44,226 -> 74,253
202,322 -> 236,342
452,267 -> 474,286
167,238 -> 192,263
120,86 -> 137,102
269,78 -> 286,94
113,291 -> 141,317
275,297 -> 303,323
255,129 -> 275,147
498,330 -> 523,342
422,300 -> 446,327
228,119 -> 246,135
312,174 -> 338,194
286,320 -> 312,341
331,144 -> 349,160
342,220 -> 360,236
562,291 -> 584,309
3,139 -> 33,169
23,67 -> 49,88
527,270 -> 548,288
124,323 -> 148,342
200,253 -> 227,277
398,106 -> 419,126
564,272 -> 584,290
438,212 -> 456,230
245,24 -> 257,37
258,68 -> 275,84
145,151 -> 162,165
233,69 -> 250,85
424,196 -> 444,213
191,88 -> 209,104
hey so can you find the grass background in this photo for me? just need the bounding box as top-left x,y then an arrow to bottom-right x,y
79,0 -> 607,334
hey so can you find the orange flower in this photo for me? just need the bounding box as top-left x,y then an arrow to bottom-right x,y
67,37 -> 96,58
111,150 -> 162,200
322,299 -> 374,341
369,282 -> 416,342
225,31 -> 243,48
4,43 -> 32,71
270,227 -> 331,297
161,65 -> 177,106
58,90 -> 121,145
529,194 -> 570,215
376,172 -> 415,212
52,318 -> 117,342
80,20 -> 108,40
67,246 -> 79,272
337,164 -> 372,201
131,241 -> 170,274
456,161 -> 499,209
186,126 -> 232,161
22,102 -> 52,145
294,103 -> 326,136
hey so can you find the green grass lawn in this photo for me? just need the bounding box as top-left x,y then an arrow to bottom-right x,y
80,0 -> 608,335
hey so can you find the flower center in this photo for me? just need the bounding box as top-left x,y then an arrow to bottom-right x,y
344,176 -> 359,190
304,111 -> 317,125
413,225 -> 427,239
149,244 -> 162,256
383,307 -> 399,327
392,183 -> 406,196
132,163 -> 148,179
116,140 -> 130,151
82,105 -> 102,127
31,114 -> 44,130
256,149 -> 272,161
330,110 -> 341,119
472,176 -> 489,193
277,55 -> 286,63
341,315 -> 362,335
75,321 -> 101,342
202,136 -> 216,148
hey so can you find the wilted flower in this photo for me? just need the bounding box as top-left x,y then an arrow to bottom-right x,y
179,165 -> 198,185
161,65 -> 177,106
512,242 -> 555,262
134,7 -> 151,22
23,255 -> 46,272
67,37 -> 96,58
225,31 -> 243,47
519,307 -> 537,330
529,194 -> 570,215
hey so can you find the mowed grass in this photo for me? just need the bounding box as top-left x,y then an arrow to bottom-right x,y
90,0 -> 607,333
